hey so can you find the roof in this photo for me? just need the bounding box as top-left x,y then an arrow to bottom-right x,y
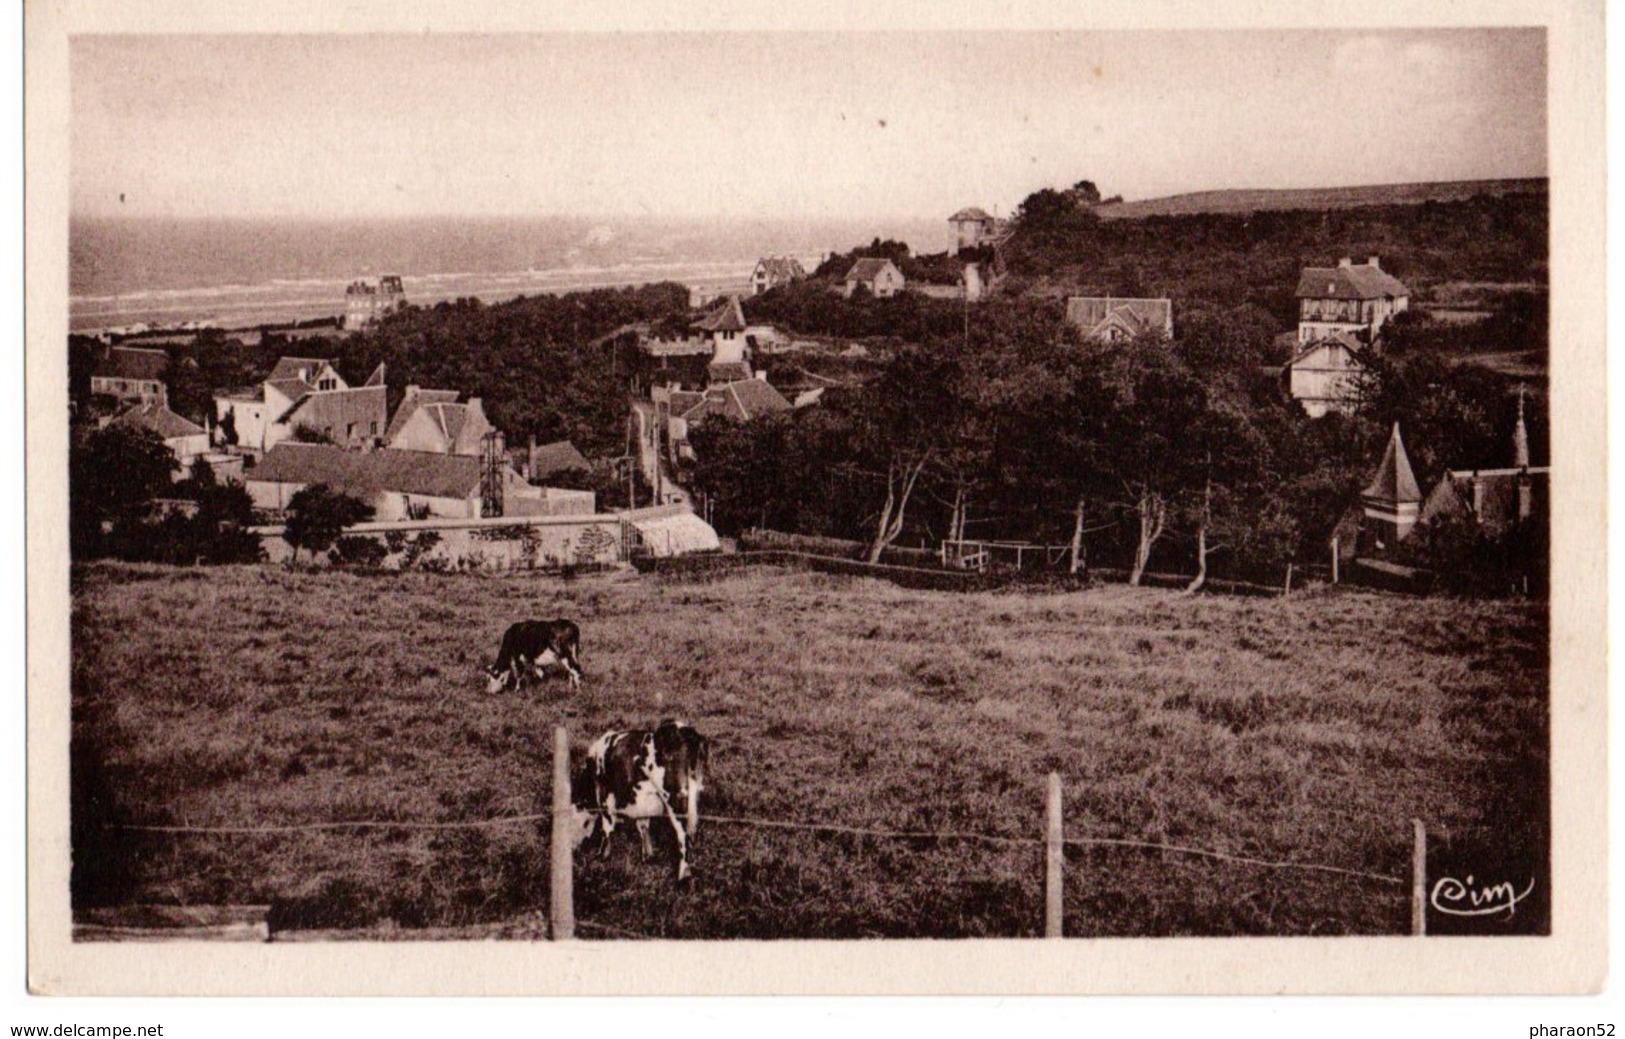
1422,467 -> 1550,533
708,378 -> 793,423
109,402 -> 205,440
1363,424 -> 1422,504
383,388 -> 461,442
707,360 -> 754,383
249,444 -> 485,500
531,440 -> 591,480
362,363 -> 386,387
628,511 -> 721,557
754,257 -> 806,281
266,378 -> 314,403
1065,297 -> 1174,339
1295,262 -> 1410,300
94,347 -> 169,382
694,296 -> 748,333
276,385 -> 389,430
1286,331 -> 1366,369
267,357 -> 336,384
845,258 -> 901,284
949,207 -> 995,223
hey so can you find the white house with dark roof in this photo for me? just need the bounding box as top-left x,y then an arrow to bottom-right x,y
91,347 -> 169,407
109,401 -> 210,478
842,258 -> 905,299
949,207 -> 1003,252
214,357 -> 387,455
383,385 -> 493,456
751,256 -> 807,296
1295,257 -> 1410,345
1065,297 -> 1174,343
1285,331 -> 1366,417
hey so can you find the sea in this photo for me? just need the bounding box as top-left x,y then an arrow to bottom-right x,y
69,214 -> 948,333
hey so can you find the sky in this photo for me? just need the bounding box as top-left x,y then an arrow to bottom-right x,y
69,30 -> 1548,221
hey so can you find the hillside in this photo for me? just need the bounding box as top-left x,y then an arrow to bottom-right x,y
1092,178 -> 1547,221
72,563 -> 1548,938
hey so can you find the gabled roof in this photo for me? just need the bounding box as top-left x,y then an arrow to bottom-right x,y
363,363 -> 387,387
383,388 -> 461,442
949,207 -> 995,223
267,357 -> 337,385
754,256 -> 806,281
109,402 -> 205,440
694,296 -> 747,333
1363,424 -> 1422,504
1422,467 -> 1550,534
266,378 -> 316,404
1065,297 -> 1174,339
276,385 -> 389,428
249,444 -> 486,500
1286,331 -> 1366,369
844,258 -> 901,283
531,440 -> 591,480
1295,262 -> 1410,300
708,378 -> 792,423
94,346 -> 169,382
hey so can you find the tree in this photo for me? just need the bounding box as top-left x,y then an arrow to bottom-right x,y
69,424 -> 179,558
282,485 -> 374,565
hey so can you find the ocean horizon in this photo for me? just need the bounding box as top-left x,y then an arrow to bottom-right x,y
69,213 -> 949,332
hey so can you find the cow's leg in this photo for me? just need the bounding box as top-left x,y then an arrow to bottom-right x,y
654,788 -> 691,881
635,819 -> 653,859
684,778 -> 702,842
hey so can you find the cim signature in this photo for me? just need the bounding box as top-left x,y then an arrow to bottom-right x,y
1430,874 -> 1536,918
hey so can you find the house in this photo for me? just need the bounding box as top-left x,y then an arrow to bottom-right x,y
1294,257 -> 1409,346
1418,393 -> 1549,538
247,443 -> 491,520
214,357 -> 388,455
1360,423 -> 1423,551
382,385 -> 493,456
842,258 -> 905,299
1285,331 -> 1366,418
1064,297 -> 1174,342
90,347 -> 169,408
751,256 -> 807,296
108,402 -> 210,479
652,376 -> 792,464
342,275 -> 407,331
948,207 -> 1002,252
694,296 -> 752,378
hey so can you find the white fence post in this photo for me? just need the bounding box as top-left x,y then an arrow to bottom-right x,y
1411,818 -> 1426,937
1045,772 -> 1063,938
551,726 -> 575,940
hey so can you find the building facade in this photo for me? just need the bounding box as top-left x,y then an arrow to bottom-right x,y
1295,257 -> 1409,345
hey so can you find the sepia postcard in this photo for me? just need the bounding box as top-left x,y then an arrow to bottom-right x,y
24,0 -> 1607,998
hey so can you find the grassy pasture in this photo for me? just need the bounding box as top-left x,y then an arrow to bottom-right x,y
70,563 -> 1547,938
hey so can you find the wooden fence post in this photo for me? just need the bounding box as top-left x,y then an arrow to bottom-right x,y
1331,537 -> 1340,584
551,726 -> 575,941
1411,818 -> 1427,937
1283,562 -> 1295,597
1045,771 -> 1063,938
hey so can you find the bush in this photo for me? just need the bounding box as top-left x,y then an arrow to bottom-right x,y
330,535 -> 389,569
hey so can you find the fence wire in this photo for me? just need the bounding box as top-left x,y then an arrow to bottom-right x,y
111,808 -> 1403,886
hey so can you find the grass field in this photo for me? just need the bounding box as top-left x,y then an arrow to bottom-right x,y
70,563 -> 1548,938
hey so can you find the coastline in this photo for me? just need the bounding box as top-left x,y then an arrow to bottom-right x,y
70,259 -> 769,336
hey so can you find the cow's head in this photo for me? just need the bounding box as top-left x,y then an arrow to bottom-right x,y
482,664 -> 510,695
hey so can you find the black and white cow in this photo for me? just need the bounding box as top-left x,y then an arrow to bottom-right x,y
483,619 -> 583,694
570,720 -> 709,882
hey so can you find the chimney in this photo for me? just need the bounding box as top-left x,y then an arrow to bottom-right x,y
404,384 -> 420,401
755,369 -> 768,382
1338,257 -> 1352,268
1367,256 -> 1381,268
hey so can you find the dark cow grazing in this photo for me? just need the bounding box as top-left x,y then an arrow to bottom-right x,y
570,720 -> 709,882
483,619 -> 583,694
